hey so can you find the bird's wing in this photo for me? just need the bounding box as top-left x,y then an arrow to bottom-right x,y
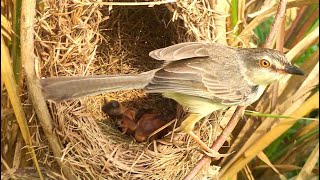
146,52 -> 257,106
149,42 -> 216,61
194,59 -> 259,105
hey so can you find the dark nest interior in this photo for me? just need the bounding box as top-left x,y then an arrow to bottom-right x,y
96,5 -> 179,117
33,1 -> 226,179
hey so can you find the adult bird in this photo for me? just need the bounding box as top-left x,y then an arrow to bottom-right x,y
40,42 -> 304,156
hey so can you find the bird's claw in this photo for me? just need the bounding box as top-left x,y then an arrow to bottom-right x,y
201,149 -> 231,158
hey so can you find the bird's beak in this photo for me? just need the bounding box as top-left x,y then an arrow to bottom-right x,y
284,65 -> 305,76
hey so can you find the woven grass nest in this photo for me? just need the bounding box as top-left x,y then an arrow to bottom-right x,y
35,1 -> 230,179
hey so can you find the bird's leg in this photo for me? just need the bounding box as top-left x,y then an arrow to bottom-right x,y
179,114 -> 201,131
179,114 -> 226,157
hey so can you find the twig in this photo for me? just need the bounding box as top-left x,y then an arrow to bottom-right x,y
285,26 -> 319,62
284,6 -> 306,45
1,156 -> 14,176
183,106 -> 246,180
287,7 -> 319,48
231,0 -> 315,46
263,0 -> 287,48
20,0 -> 76,179
13,133 -> 24,169
12,0 -> 22,86
183,0 -> 288,179
271,15 -> 286,111
296,143 -> 319,180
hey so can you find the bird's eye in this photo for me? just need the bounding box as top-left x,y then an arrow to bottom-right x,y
259,59 -> 271,68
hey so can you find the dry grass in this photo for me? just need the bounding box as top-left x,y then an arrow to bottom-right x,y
31,0 -> 229,179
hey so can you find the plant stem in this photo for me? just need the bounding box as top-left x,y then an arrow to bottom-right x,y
20,0 -> 76,179
12,0 -> 22,86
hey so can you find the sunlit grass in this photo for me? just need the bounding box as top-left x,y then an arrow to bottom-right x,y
245,8 -> 319,178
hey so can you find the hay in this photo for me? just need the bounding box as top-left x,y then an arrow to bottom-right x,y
35,0 -> 226,179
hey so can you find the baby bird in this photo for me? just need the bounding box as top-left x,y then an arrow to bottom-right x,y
102,101 -> 171,142
102,100 -> 127,118
117,108 -> 137,136
134,110 -> 169,142
102,100 -> 137,136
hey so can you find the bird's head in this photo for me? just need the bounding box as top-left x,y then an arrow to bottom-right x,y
237,48 -> 305,86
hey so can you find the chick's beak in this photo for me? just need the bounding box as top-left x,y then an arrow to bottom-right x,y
284,65 -> 305,76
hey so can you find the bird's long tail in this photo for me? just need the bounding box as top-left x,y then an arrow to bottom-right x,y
40,71 -> 156,102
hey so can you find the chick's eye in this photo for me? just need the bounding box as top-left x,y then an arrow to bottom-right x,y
259,59 -> 271,68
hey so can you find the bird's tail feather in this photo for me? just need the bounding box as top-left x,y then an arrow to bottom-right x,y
40,71 -> 156,102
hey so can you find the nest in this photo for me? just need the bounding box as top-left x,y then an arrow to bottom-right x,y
34,0 -> 229,179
